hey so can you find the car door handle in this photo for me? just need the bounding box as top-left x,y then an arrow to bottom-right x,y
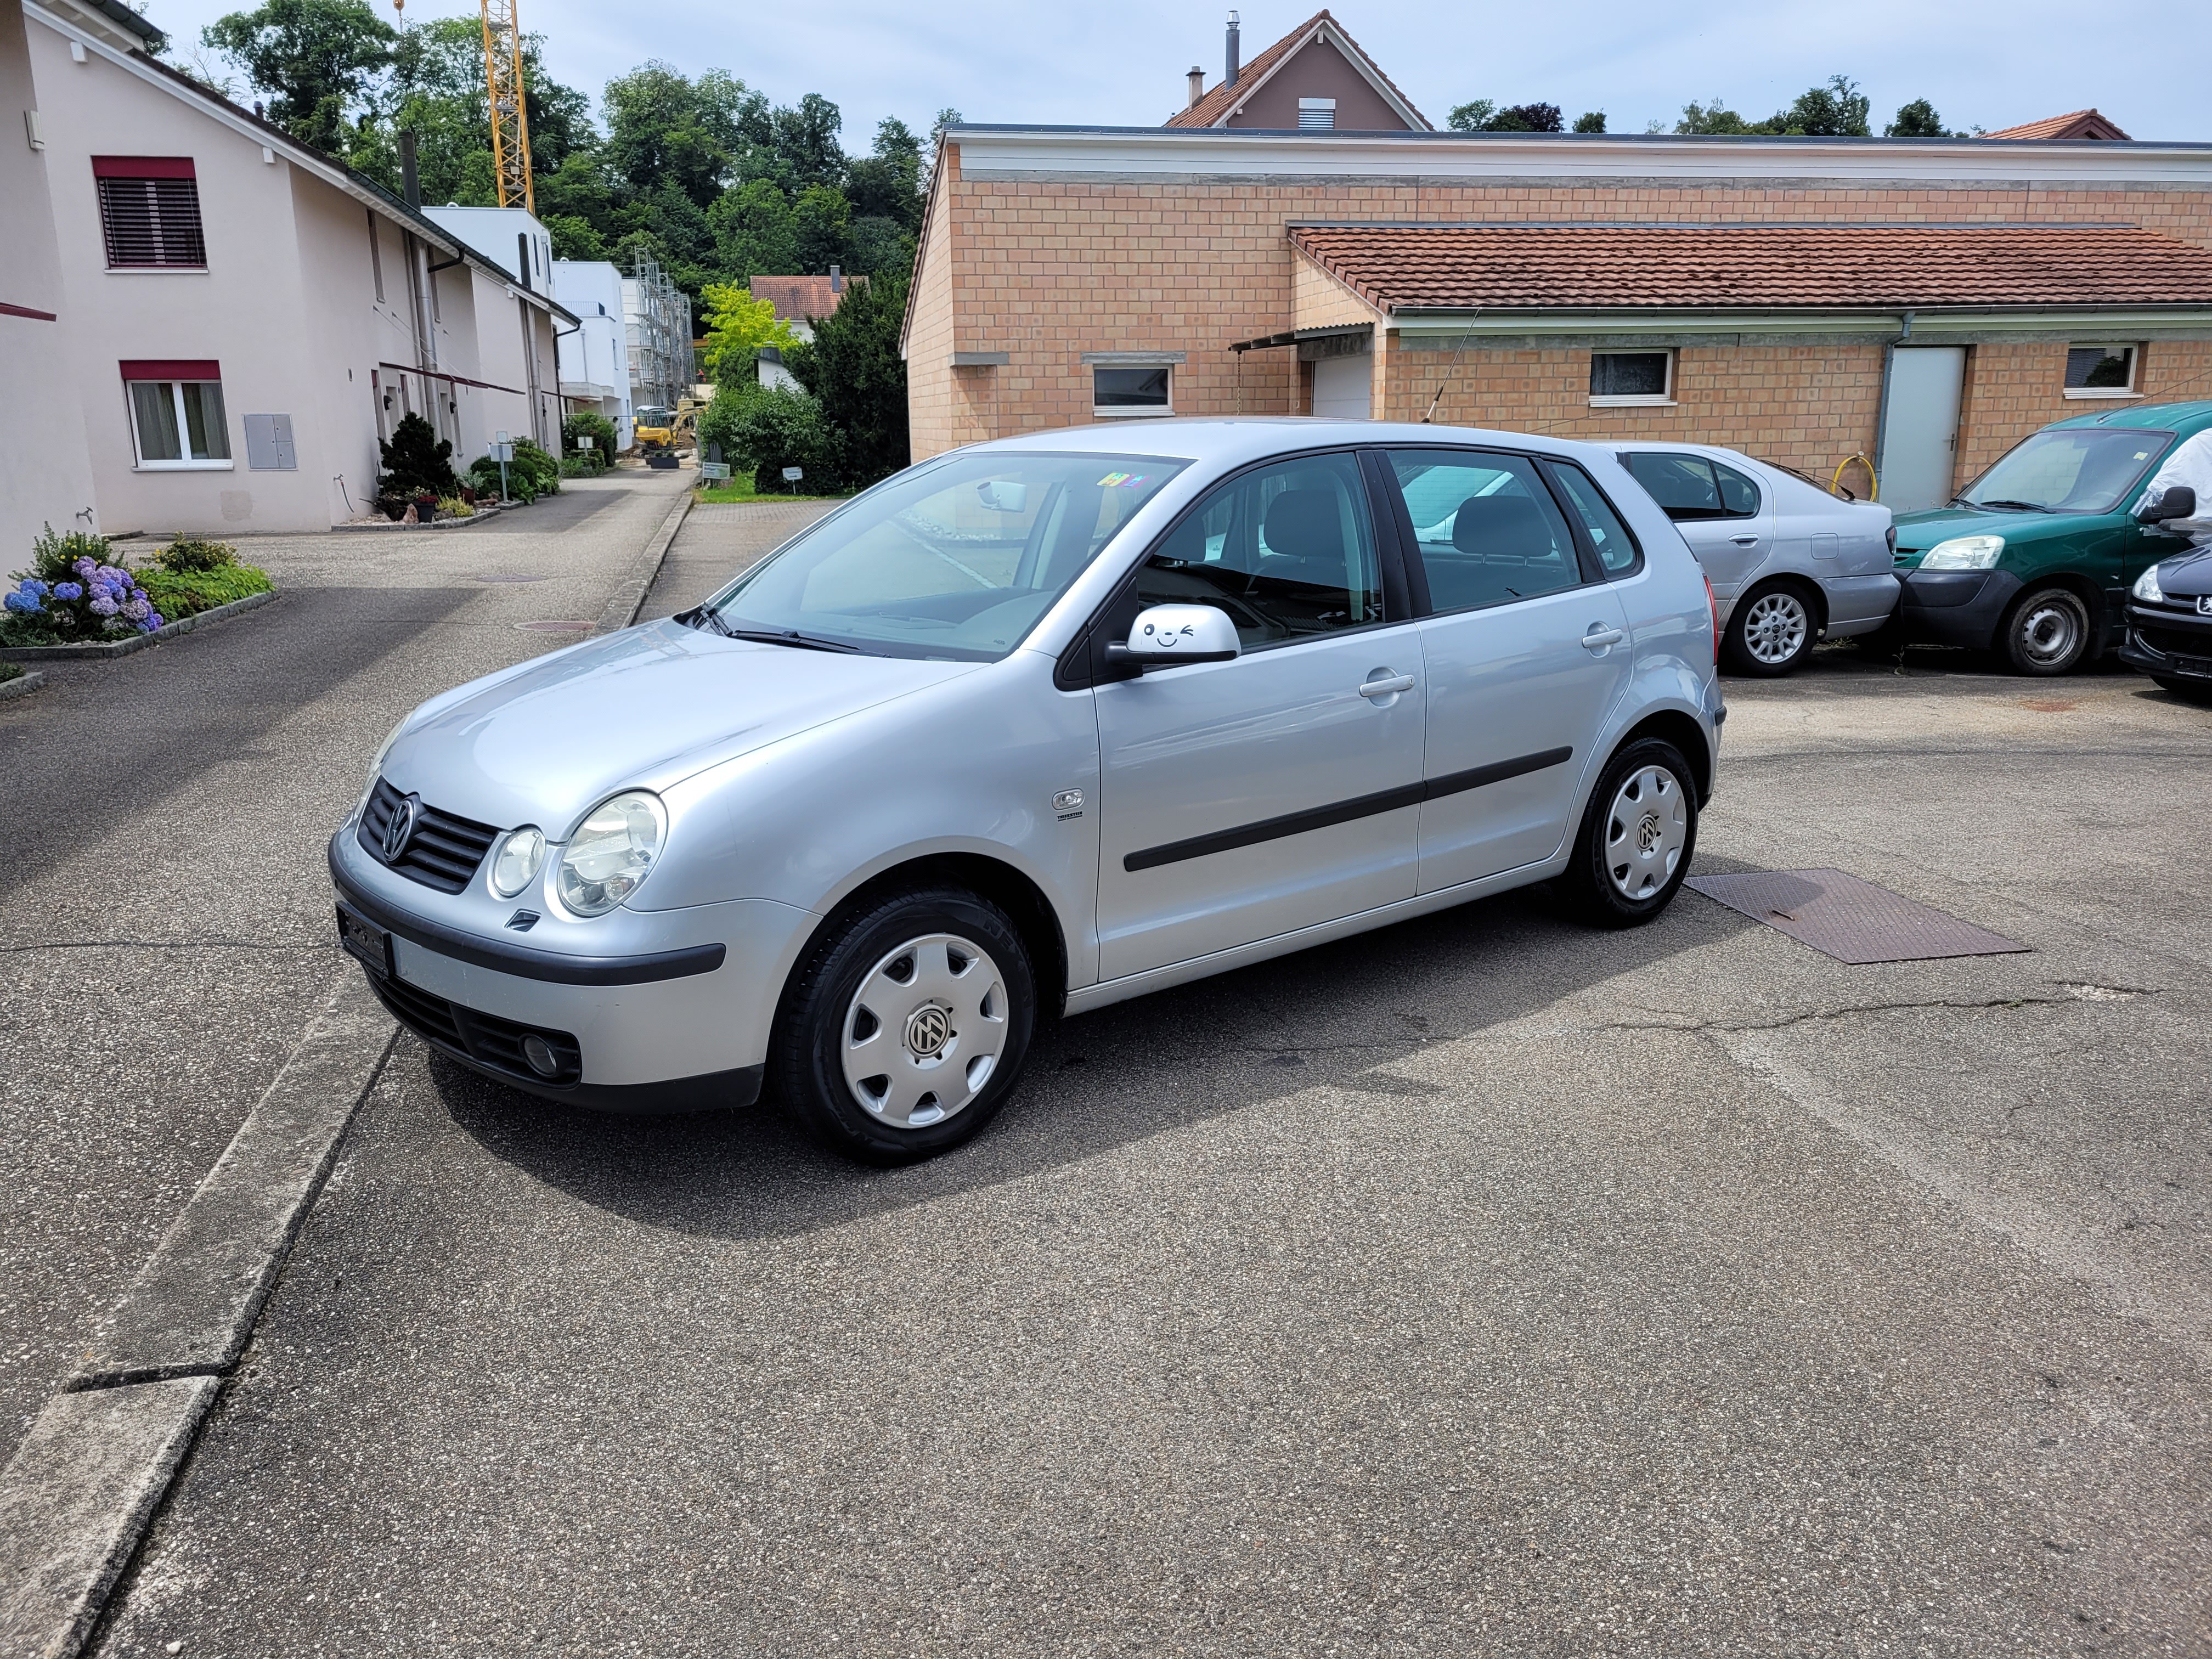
1581,625 -> 1626,651
1729,534 -> 1760,545
1358,672 -> 1416,698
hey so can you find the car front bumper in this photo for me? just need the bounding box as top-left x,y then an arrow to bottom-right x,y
329,830 -> 816,1113
1895,568 -> 2023,650
2119,602 -> 2212,681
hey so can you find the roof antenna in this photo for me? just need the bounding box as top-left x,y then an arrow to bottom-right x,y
1421,312 -> 1479,424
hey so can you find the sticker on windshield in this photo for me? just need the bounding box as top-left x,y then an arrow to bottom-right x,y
1096,472 -> 1149,488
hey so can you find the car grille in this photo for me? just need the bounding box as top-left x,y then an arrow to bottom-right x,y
2136,623 -> 2212,664
357,777 -> 501,894
369,972 -> 583,1086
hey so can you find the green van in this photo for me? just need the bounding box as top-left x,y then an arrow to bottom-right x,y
1889,400 -> 2212,674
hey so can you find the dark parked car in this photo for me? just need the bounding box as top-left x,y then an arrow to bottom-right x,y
1888,402 -> 2212,675
2121,498 -> 2212,702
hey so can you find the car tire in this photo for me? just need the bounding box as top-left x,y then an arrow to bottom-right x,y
1558,737 -> 1700,929
1721,580 -> 1820,676
2153,674 -> 2212,705
2000,585 -> 2092,676
773,885 -> 1036,1165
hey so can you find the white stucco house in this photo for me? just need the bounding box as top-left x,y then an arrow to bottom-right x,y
550,259 -> 633,452
18,0 -> 574,536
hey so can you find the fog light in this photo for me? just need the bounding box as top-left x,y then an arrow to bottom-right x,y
521,1034 -> 560,1077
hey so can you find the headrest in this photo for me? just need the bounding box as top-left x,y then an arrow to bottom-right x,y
1262,490 -> 1344,564
1452,492 -> 1554,558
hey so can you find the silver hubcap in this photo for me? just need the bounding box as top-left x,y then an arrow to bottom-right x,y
1605,765 -> 1688,900
2019,600 -> 2082,667
841,933 -> 1007,1130
1741,591 -> 1809,664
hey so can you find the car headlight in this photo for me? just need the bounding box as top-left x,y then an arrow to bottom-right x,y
555,792 -> 665,917
489,826 -> 546,898
2134,563 -> 2166,602
1918,534 -> 2005,571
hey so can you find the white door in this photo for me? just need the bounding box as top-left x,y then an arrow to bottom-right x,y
1881,347 -> 1967,512
1312,352 -> 1373,419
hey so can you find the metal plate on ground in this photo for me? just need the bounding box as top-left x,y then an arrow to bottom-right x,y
1684,868 -> 2030,964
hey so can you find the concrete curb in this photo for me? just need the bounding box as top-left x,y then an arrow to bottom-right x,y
594,487 -> 693,636
0,1379 -> 219,1659
0,969 -> 395,1659
330,500 -> 513,533
0,590 -> 278,663
0,669 -> 47,703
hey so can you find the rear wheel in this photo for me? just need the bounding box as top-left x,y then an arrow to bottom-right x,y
1721,580 -> 1819,676
774,885 -> 1035,1164
2001,586 -> 2092,676
1558,738 -> 1699,928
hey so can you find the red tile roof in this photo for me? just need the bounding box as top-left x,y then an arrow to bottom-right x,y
1167,9 -> 1426,129
1984,109 -> 2131,141
1289,222 -> 2212,312
749,274 -> 848,324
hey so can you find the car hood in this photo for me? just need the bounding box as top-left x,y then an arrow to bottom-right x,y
1889,505 -> 2107,563
2153,545 -> 2212,597
379,618 -> 984,835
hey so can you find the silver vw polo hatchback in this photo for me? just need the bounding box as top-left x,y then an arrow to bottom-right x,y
332,420 -> 1724,1161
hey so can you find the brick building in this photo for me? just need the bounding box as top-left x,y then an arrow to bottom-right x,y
901,11 -> 2212,510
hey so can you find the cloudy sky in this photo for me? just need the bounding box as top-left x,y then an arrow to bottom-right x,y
154,0 -> 2212,148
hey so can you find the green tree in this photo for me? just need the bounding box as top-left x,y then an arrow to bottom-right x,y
1886,98 -> 1960,138
845,116 -> 924,232
1572,110 -> 1605,133
846,217 -> 913,279
697,284 -> 799,387
708,178 -> 799,280
1448,99 -> 1563,133
1674,97 -> 1757,135
787,269 -> 908,488
1447,99 -> 1494,131
1770,74 -> 1870,136
604,63 -> 738,206
202,0 -> 394,153
793,184 -> 852,273
771,93 -> 847,190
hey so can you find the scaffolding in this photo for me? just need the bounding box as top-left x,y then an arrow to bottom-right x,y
622,255 -> 693,411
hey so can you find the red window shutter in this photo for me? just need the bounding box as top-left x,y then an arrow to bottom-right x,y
120,359 -> 221,381
91,155 -> 197,179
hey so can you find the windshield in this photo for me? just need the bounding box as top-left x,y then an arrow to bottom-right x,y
1957,427 -> 2172,514
690,451 -> 1190,661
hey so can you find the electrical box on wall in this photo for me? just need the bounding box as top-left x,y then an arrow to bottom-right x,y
243,413 -> 297,471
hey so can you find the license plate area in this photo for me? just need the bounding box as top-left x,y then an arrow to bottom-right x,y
336,902 -> 393,978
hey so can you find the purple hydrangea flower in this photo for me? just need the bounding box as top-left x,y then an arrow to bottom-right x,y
121,597 -> 150,622
130,588 -> 147,602
18,579 -> 47,597
53,582 -> 82,601
145,612 -> 165,630
71,557 -> 96,577
89,595 -> 118,617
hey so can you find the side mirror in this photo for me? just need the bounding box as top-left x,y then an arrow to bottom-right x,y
2138,484 -> 2196,523
1104,604 -> 1240,669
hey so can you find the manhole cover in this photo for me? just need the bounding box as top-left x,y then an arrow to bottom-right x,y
1685,868 -> 2030,964
477,574 -> 549,584
515,620 -> 593,633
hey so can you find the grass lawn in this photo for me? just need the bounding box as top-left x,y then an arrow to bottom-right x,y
695,481 -> 845,505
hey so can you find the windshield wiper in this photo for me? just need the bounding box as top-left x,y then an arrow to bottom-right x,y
723,625 -> 861,654
1970,498 -> 2055,513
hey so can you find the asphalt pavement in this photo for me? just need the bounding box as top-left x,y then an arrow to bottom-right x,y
0,469 -> 691,1472
30,566 -> 2212,1655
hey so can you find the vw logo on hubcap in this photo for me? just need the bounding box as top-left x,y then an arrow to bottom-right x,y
1635,812 -> 1663,854
904,1004 -> 952,1058
381,793 -> 422,864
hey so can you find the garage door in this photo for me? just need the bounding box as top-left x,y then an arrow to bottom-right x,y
1312,352 -> 1373,419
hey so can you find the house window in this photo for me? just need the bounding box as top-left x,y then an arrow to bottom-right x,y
92,156 -> 206,269
1298,98 -> 1336,129
121,361 -> 230,467
1093,365 -> 1172,416
1589,350 -> 1675,407
2064,343 -> 2137,397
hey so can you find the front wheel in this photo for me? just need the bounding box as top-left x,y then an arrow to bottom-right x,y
1722,581 -> 1819,676
1558,738 -> 1700,928
774,885 -> 1035,1164
2001,586 -> 2092,676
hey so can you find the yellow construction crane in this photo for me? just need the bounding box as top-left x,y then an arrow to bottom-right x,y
387,0 -> 534,213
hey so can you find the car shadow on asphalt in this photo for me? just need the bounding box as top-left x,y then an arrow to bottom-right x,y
434,866 -> 1765,1242
466,489 -> 624,534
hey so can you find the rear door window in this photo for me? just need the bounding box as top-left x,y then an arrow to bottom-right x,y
1546,460 -> 1645,578
1623,452 -> 1724,520
1384,450 -> 1583,613
1712,460 -> 1762,517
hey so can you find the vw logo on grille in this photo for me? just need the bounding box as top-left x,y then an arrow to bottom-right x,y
2198,595 -> 2212,616
904,1004 -> 952,1058
381,792 -> 422,864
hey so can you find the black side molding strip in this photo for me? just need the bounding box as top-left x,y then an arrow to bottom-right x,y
330,838 -> 726,986
1124,746 -> 1572,872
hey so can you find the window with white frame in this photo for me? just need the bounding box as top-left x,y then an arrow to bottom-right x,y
1298,98 -> 1336,129
1589,349 -> 1675,406
1093,364 -> 1172,415
122,363 -> 231,467
2064,343 -> 2137,396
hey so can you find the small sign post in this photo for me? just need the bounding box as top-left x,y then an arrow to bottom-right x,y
781,465 -> 804,495
492,430 -> 513,501
699,462 -> 731,481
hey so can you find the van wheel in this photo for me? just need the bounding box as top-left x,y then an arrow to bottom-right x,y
2001,586 -> 2091,675
774,885 -> 1035,1164
1559,738 -> 1699,928
1721,580 -> 1820,676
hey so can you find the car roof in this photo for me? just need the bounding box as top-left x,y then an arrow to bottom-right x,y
2046,398 -> 2212,434
964,417 -> 1625,471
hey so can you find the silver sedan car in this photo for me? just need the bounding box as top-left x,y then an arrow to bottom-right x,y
1611,443 -> 1897,675
331,421 -> 1724,1162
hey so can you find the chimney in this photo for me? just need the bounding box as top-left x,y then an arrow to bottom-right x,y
830,263 -> 844,293
398,129 -> 421,208
1224,10 -> 1240,86
1187,66 -> 1204,108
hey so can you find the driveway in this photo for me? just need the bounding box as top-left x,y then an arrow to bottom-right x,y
0,469 -> 689,1469
68,612 -> 2212,1655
